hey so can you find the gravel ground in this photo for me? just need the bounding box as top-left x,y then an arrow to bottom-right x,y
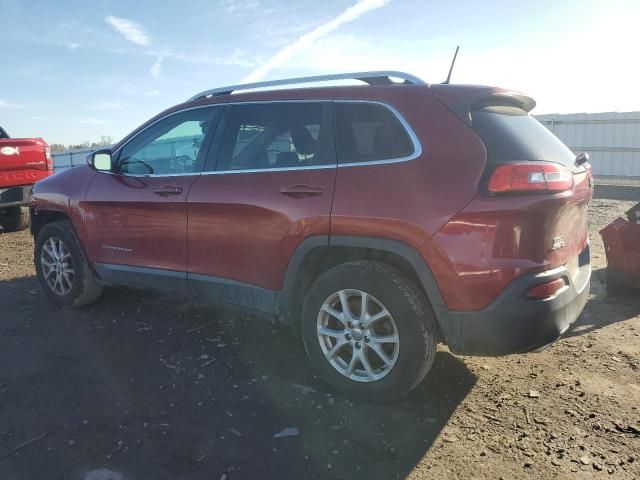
0,199 -> 638,480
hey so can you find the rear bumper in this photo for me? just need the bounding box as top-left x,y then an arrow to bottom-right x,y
435,245 -> 591,356
0,185 -> 32,209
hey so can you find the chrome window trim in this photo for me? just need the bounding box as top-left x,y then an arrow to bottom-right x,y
334,100 -> 422,168
109,99 -> 422,178
201,164 -> 336,176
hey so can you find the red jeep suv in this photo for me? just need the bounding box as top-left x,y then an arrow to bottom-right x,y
30,72 -> 592,400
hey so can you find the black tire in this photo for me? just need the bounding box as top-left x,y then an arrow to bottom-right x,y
301,261 -> 437,402
0,206 -> 30,233
34,220 -> 103,307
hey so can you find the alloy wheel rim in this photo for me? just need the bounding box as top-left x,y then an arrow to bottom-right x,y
40,237 -> 75,296
317,289 -> 400,383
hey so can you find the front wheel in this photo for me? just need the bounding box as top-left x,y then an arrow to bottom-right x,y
301,261 -> 437,402
34,220 -> 103,307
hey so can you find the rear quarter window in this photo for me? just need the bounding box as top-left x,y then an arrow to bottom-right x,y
472,107 -> 575,167
335,103 -> 414,164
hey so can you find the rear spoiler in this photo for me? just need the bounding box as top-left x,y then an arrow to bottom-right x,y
429,84 -> 535,126
470,93 -> 536,113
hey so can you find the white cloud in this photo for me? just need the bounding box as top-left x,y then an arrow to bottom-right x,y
150,56 -> 164,78
242,0 -> 391,82
90,100 -> 127,111
444,10 -> 640,114
104,16 -> 151,47
272,4 -> 640,115
69,118 -> 110,125
166,48 -> 258,69
0,99 -> 25,109
68,42 -> 80,50
221,0 -> 260,14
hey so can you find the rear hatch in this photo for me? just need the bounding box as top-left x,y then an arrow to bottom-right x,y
470,95 -> 592,270
0,137 -> 52,187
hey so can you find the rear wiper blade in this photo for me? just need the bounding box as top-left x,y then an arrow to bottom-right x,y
575,152 -> 590,166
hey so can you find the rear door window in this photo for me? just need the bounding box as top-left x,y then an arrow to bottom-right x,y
472,107 -> 576,167
211,102 -> 334,172
334,102 -> 415,164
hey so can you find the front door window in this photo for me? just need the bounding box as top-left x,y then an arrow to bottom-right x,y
118,108 -> 218,175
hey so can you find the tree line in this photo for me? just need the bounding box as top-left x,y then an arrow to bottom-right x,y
49,136 -> 115,153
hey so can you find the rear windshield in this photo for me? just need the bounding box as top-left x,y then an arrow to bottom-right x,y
472,107 -> 575,167
0,127 -> 8,139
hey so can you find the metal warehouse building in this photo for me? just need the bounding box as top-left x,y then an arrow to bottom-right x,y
537,111 -> 640,179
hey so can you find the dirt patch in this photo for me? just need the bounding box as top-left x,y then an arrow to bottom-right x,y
0,199 -> 638,479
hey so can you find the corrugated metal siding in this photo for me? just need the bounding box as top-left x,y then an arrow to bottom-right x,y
536,112 -> 640,177
52,146 -> 113,173
52,148 -> 96,173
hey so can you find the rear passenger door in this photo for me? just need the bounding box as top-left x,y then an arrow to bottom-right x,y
186,101 -> 336,309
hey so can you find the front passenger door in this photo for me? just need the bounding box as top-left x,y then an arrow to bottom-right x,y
83,107 -> 221,290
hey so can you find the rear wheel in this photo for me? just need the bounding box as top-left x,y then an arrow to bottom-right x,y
301,261 -> 437,402
34,220 -> 103,307
0,206 -> 29,233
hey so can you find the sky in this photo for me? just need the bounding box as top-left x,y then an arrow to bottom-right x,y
1,0 -> 639,145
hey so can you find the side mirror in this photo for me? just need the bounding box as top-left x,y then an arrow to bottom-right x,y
87,149 -> 113,172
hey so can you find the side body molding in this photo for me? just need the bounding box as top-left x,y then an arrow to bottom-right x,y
94,236 -> 448,337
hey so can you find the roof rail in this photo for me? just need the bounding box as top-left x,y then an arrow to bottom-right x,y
188,71 -> 426,101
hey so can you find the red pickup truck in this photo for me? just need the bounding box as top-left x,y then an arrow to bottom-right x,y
0,126 -> 53,232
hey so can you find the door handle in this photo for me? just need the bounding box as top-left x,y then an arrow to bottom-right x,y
280,184 -> 324,198
152,186 -> 184,197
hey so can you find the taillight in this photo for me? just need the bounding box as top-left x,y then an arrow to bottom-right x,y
488,162 -> 573,194
44,146 -> 53,171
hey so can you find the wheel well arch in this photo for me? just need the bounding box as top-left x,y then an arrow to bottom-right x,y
279,236 -> 445,337
30,209 -> 70,238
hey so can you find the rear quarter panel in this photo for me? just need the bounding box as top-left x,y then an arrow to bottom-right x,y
430,172 -> 593,310
330,87 -> 488,250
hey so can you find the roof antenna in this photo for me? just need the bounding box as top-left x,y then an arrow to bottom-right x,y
443,46 -> 460,84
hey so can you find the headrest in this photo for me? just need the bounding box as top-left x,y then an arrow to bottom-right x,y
291,125 -> 316,155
